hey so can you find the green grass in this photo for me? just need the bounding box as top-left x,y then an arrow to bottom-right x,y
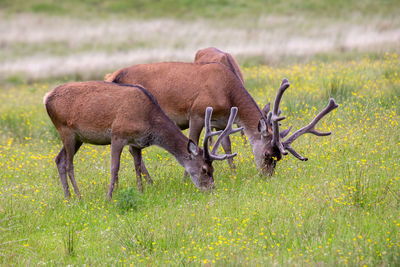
1,0 -> 400,20
0,54 -> 399,265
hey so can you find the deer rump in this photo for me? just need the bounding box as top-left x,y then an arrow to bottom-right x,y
194,47 -> 245,86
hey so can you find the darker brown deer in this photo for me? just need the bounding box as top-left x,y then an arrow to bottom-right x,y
44,81 -> 240,199
105,62 -> 338,175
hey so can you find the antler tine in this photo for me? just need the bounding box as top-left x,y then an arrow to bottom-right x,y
208,107 -> 243,161
282,98 -> 339,160
203,107 -> 223,160
280,126 -> 292,139
271,78 -> 290,155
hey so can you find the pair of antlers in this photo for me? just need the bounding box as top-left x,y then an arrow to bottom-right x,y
203,107 -> 243,161
266,78 -> 339,161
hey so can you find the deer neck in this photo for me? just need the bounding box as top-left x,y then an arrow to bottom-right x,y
231,88 -> 264,146
151,120 -> 190,166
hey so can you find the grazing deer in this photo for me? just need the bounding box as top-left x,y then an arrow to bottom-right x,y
105,62 -> 338,175
43,81 -> 241,199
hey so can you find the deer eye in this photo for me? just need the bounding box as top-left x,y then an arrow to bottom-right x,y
201,166 -> 207,173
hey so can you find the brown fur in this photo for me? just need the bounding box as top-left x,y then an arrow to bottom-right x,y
106,62 -> 281,175
44,81 -> 216,199
194,47 -> 247,147
194,47 -> 245,86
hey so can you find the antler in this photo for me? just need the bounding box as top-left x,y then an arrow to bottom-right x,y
282,98 -> 339,161
270,78 -> 290,156
203,107 -> 244,161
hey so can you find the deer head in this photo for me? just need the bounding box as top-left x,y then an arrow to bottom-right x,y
254,79 -> 339,175
184,106 -> 243,190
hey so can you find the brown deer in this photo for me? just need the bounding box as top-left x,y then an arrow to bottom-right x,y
43,81 -> 241,199
105,62 -> 338,175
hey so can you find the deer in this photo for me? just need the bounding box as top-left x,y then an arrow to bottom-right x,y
104,62 -> 338,176
43,81 -> 242,199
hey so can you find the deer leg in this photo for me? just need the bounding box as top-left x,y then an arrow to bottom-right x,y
108,138 -> 125,199
129,145 -> 153,185
220,136 -> 237,170
183,116 -> 204,180
55,147 -> 70,198
64,135 -> 82,199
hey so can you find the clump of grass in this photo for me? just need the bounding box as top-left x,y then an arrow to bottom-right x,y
322,76 -> 354,102
63,226 -> 77,257
344,169 -> 371,209
115,187 -> 142,212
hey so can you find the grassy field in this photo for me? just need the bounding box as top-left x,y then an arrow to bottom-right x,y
2,0 -> 400,19
1,53 -> 399,265
1,0 -> 400,265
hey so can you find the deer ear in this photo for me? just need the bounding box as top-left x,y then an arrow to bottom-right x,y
262,103 -> 271,117
187,140 -> 199,156
258,119 -> 268,137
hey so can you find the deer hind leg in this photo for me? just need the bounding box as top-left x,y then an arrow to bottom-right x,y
220,136 -> 237,171
55,147 -> 70,198
108,138 -> 125,199
63,133 -> 82,199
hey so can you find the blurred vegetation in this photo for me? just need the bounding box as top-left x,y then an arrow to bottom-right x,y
1,0 -> 399,20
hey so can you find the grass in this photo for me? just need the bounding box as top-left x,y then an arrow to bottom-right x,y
1,0 -> 399,20
0,53 -> 399,265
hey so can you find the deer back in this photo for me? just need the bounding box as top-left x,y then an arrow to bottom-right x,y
105,62 -> 251,129
44,81 -> 160,144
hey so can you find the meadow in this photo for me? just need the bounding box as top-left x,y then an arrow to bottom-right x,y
1,52 -> 399,265
1,0 -> 400,265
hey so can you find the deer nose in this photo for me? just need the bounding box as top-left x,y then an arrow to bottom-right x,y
199,180 -> 214,191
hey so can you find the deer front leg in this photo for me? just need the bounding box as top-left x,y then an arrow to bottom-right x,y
129,145 -> 153,186
140,158 -> 153,185
108,138 -> 125,199
129,146 -> 153,192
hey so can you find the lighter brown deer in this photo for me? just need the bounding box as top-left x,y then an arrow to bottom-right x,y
44,81 -> 240,199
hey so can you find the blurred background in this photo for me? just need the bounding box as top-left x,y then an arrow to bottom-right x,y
0,0 -> 399,82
